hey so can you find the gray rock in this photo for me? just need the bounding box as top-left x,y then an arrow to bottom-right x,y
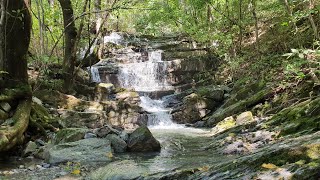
127,126 -> 161,152
45,138 -> 112,164
93,124 -> 123,136
54,128 -> 89,144
93,126 -> 112,138
106,134 -> 127,153
119,131 -> 129,142
193,121 -> 205,128
23,141 -> 38,157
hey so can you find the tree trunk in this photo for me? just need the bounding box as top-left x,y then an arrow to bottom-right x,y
58,0 -> 77,92
3,0 -> 31,84
0,0 -> 5,76
251,0 -> 259,50
308,0 -> 319,40
238,0 -> 243,51
0,0 -> 32,152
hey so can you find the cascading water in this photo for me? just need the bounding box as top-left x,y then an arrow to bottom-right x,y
118,50 -> 181,128
90,66 -> 101,83
118,50 -> 171,92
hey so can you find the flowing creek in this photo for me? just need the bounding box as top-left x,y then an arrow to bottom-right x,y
88,39 -> 223,179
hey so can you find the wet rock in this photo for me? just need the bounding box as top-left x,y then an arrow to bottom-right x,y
172,93 -> 212,124
106,134 -> 127,153
54,128 -> 89,144
236,111 -> 255,125
193,121 -> 206,128
45,138 -> 112,164
127,126 -> 161,152
84,132 -> 97,139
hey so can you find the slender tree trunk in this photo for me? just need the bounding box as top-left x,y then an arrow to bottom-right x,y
58,0 -> 77,92
95,0 -> 102,33
251,0 -> 259,50
238,0 -> 243,51
308,0 -> 319,40
0,0 -> 5,76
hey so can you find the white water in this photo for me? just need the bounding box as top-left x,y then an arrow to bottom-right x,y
90,66 -> 101,83
118,50 -> 172,92
117,50 -> 180,128
104,32 -> 124,45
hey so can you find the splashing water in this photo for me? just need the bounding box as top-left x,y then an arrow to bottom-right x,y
117,50 -> 180,129
118,50 -> 172,92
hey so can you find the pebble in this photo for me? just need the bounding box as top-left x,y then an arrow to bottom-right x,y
19,165 -> 25,169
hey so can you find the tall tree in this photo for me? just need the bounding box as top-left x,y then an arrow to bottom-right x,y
58,0 -> 77,92
0,0 -> 32,152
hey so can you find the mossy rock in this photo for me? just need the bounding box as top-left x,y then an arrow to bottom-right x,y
224,80 -> 266,107
206,88 -> 272,127
54,128 -> 89,144
266,97 -> 320,136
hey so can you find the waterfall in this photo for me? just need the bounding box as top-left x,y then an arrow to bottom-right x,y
118,50 -> 172,92
90,66 -> 101,83
117,50 -> 181,128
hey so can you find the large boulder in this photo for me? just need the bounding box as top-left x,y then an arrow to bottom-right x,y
45,138 -> 112,164
127,126 -> 161,152
171,93 -> 214,124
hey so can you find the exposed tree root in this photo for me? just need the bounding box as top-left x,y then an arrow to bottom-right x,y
0,85 -> 32,101
0,99 -> 31,152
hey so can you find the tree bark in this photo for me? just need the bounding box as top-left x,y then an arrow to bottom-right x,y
58,0 -> 77,92
0,0 -> 32,152
3,0 -> 31,84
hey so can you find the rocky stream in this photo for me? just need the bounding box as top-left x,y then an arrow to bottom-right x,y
0,33 -> 319,180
